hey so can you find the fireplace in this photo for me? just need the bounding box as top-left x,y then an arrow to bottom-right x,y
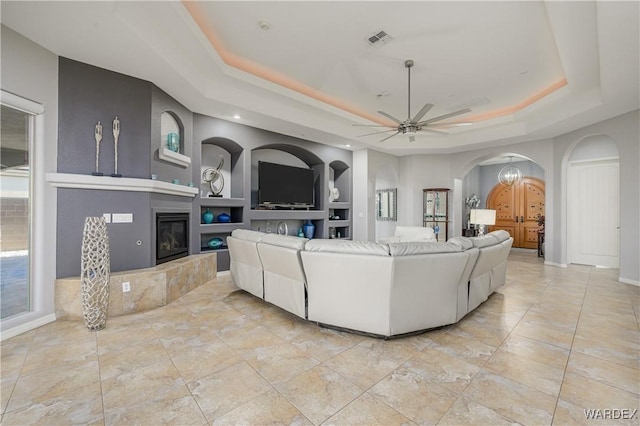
156,213 -> 189,265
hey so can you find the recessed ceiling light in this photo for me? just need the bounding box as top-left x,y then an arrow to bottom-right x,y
259,21 -> 271,31
345,144 -> 351,148
233,114 -> 241,119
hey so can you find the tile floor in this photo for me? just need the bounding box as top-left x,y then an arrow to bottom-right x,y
1,250 -> 639,425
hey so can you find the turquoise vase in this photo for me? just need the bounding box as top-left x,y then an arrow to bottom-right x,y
167,132 -> 179,153
202,209 -> 214,224
303,220 -> 315,239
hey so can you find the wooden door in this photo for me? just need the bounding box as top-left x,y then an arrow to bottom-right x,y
487,177 -> 545,248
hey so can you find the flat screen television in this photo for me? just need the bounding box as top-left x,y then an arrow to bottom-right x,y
258,161 -> 314,208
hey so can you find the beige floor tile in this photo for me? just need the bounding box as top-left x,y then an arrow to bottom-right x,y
484,349 -> 565,397
104,382 -> 206,426
552,399 -> 626,426
324,392 -> 414,426
559,371 -> 640,418
403,346 -> 481,393
324,338 -> 418,390
19,338 -> 98,376
511,318 -> 575,349
241,341 -> 319,385
446,320 -> 511,348
438,396 -> 521,425
567,350 -> 640,396
572,335 -> 639,370
275,364 -> 362,425
4,360 -> 102,422
98,340 -> 169,381
369,367 -> 458,425
101,356 -> 185,410
286,326 -> 359,362
187,361 -> 271,422
212,389 -> 312,426
462,371 -> 556,425
499,334 -> 570,369
426,330 -> 497,367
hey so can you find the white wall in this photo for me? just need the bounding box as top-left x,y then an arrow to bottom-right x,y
1,25 -> 59,337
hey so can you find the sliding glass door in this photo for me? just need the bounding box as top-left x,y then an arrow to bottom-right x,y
0,104 -> 32,319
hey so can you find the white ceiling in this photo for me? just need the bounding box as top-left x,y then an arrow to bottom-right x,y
2,1 -> 638,156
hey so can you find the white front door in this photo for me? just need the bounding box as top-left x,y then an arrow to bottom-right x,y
568,159 -> 620,268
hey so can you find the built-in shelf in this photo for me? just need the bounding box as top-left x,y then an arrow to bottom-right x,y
248,209 -> 326,221
200,197 -> 245,207
47,173 -> 198,197
158,148 -> 191,167
199,223 -> 245,233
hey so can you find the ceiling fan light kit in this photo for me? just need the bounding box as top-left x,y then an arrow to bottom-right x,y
354,59 -> 472,143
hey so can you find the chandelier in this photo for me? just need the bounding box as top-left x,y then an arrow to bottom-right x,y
498,156 -> 522,186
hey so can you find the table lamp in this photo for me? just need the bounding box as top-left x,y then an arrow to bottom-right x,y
470,209 -> 496,237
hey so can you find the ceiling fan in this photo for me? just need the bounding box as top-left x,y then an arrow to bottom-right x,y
355,59 -> 472,143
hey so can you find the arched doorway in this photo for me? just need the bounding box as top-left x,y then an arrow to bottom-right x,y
487,177 -> 545,248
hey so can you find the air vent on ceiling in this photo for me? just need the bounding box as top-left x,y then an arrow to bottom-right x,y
367,30 -> 392,46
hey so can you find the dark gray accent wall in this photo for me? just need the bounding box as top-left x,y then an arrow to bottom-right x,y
58,57 -> 151,178
57,189 -> 152,278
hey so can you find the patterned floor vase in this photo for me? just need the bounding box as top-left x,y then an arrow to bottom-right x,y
80,217 -> 110,331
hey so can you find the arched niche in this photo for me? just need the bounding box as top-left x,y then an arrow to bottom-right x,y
329,160 -> 350,203
160,111 -> 184,154
201,137 -> 244,199
251,144 -> 324,209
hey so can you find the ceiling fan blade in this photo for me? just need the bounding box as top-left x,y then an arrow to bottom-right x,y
420,108 -> 472,125
420,127 -> 448,134
352,124 -> 395,128
428,122 -> 473,127
358,129 -> 399,137
377,111 -> 403,125
411,103 -> 434,123
379,131 -> 400,143
409,135 -> 416,143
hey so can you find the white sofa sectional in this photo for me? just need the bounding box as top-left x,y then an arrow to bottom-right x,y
227,228 -> 513,338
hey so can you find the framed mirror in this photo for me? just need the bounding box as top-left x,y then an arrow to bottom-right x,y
376,188 -> 397,221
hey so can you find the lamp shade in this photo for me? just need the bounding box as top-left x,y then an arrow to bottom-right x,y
470,209 -> 496,225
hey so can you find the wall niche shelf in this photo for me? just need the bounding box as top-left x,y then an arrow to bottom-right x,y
158,148 -> 191,167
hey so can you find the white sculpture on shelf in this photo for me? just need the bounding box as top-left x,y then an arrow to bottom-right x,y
112,116 -> 121,177
80,216 -> 111,331
93,121 -> 103,176
202,156 -> 224,197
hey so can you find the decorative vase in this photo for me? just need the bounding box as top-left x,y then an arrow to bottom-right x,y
297,227 -> 304,238
207,237 -> 224,249
167,132 -> 179,153
303,220 -> 315,239
80,217 -> 110,331
217,212 -> 231,223
202,209 -> 214,224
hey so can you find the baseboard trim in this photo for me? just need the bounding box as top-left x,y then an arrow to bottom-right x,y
619,276 -> 640,287
217,270 -> 230,276
0,313 -> 56,341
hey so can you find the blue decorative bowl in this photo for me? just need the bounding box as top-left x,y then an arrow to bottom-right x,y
207,237 -> 224,249
217,213 -> 231,223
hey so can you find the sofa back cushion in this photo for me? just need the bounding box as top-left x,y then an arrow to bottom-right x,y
487,230 -> 511,243
231,229 -> 265,242
260,233 -> 308,250
305,239 -> 390,256
447,236 -> 473,250
468,234 -> 499,248
388,241 -> 462,256
394,226 -> 436,242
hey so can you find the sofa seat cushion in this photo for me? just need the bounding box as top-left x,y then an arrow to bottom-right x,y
231,229 -> 265,242
305,239 -> 390,256
388,241 -> 462,256
260,233 -> 308,250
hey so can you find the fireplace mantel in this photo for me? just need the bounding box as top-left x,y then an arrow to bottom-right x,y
47,173 -> 198,197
